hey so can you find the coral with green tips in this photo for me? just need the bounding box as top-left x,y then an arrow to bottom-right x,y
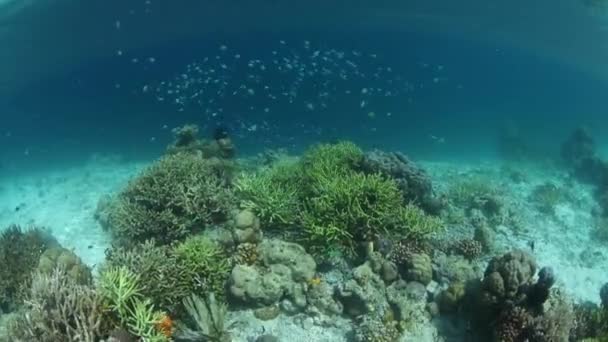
98,266 -> 168,341
172,235 -> 231,299
234,141 -> 442,257
235,160 -> 301,226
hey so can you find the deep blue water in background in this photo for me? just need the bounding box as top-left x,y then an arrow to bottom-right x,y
1,28 -> 607,175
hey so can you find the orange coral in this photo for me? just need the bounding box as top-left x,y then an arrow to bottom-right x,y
156,314 -> 174,338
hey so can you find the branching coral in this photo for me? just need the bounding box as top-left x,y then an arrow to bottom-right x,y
171,235 -> 232,299
98,266 -> 168,341
234,160 -> 301,226
234,141 -> 442,258
7,268 -> 105,342
104,152 -> 235,245
0,224 -> 57,312
103,240 -> 187,312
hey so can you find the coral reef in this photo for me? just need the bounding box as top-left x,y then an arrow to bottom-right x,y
6,268 -> 106,341
101,152 -> 235,245
235,141 -> 442,258
103,241 -> 186,312
0,225 -> 58,313
172,234 -> 232,299
338,262 -> 388,317
235,161 -> 301,227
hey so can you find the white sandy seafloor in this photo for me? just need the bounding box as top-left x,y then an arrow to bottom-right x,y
0,154 -> 607,341
425,159 -> 608,305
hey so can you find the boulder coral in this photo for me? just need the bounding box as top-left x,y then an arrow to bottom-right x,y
228,239 -> 316,310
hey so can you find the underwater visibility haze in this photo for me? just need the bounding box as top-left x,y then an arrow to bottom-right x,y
1,1 -> 608,341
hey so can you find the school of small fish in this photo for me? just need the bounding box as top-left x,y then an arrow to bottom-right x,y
140,41 -> 439,124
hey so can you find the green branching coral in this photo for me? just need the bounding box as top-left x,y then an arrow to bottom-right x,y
233,141 -> 442,257
300,141 -> 364,178
98,266 -> 168,341
301,173 -> 402,251
126,298 -> 167,342
301,172 -> 442,255
0,225 -> 57,312
104,152 -> 236,245
235,160 -> 301,226
172,235 -> 231,299
98,266 -> 143,321
104,240 -> 188,312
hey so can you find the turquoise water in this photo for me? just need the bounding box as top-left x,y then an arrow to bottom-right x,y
2,1 -> 608,342
1,1 -> 608,173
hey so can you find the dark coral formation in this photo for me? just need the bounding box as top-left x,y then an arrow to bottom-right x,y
495,306 -> 532,342
0,225 -> 58,313
360,149 -> 443,214
474,250 -> 570,342
561,126 -> 597,174
480,250 -> 539,311
451,239 -> 483,260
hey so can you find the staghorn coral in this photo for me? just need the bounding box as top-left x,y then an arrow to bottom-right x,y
234,161 -> 301,227
166,124 -> 203,155
103,240 -> 187,312
235,141 -> 441,258
171,235 -> 232,299
0,224 -> 58,313
7,267 -> 105,342
103,152 -> 235,246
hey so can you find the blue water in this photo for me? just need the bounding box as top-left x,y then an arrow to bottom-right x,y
1,8 -> 608,175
